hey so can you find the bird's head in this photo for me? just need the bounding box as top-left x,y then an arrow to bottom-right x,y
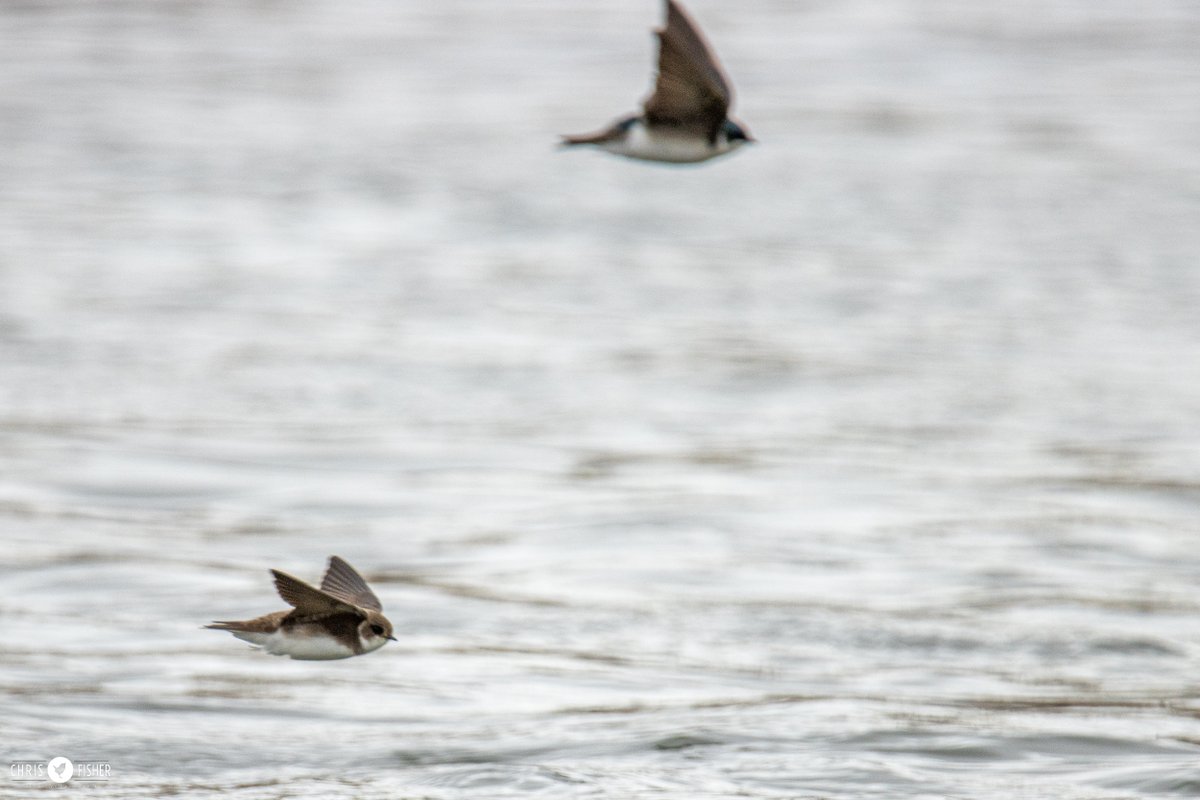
359,612 -> 397,649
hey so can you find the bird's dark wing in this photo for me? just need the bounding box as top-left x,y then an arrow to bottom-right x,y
643,0 -> 733,140
271,569 -> 365,619
319,556 -> 383,612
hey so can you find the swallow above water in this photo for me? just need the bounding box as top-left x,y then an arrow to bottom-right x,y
562,0 -> 753,164
206,556 -> 396,660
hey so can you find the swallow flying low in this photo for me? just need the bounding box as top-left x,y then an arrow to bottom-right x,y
562,0 -> 753,164
206,556 -> 396,660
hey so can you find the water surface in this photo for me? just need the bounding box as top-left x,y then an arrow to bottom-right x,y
2,1 -> 1200,797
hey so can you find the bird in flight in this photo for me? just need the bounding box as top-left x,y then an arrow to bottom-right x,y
206,556 -> 396,660
562,0 -> 753,164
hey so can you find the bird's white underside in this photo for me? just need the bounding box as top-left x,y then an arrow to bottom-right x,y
598,120 -> 740,163
229,627 -> 386,660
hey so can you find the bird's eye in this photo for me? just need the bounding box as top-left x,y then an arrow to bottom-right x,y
370,624 -> 385,636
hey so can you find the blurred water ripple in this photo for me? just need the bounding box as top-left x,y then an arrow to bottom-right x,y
1,0 -> 1199,797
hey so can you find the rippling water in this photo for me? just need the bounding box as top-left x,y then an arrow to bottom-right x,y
2,1 -> 1200,797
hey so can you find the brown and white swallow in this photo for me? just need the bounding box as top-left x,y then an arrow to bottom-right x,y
562,0 -> 753,163
206,556 -> 396,660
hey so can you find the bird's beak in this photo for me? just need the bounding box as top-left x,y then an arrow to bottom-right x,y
386,635 -> 398,642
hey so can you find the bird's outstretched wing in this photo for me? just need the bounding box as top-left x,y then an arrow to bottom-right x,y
319,555 -> 383,612
272,569 -> 365,619
643,0 -> 733,141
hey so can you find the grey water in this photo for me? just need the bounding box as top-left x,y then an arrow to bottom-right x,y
2,0 -> 1199,797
